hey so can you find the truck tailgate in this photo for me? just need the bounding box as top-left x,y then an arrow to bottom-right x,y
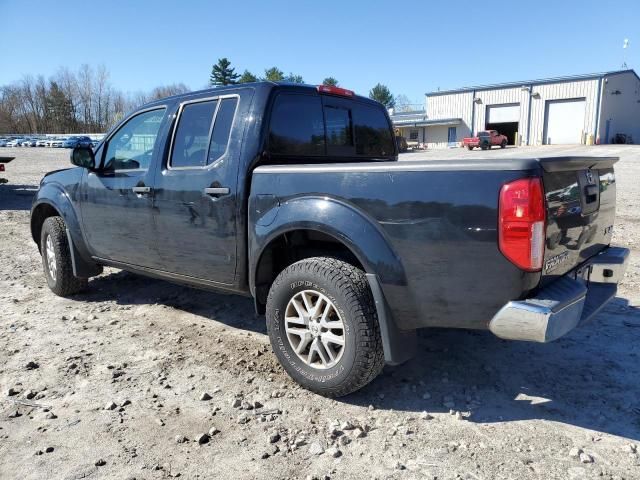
539,156 -> 617,285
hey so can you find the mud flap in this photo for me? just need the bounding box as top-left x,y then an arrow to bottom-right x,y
65,227 -> 103,278
366,273 -> 416,366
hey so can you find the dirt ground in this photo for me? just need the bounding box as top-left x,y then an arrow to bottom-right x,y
0,145 -> 639,480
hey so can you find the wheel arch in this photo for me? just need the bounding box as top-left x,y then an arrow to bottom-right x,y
31,184 -> 101,277
250,196 -> 407,313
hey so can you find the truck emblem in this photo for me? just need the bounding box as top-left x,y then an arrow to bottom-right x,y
545,251 -> 570,272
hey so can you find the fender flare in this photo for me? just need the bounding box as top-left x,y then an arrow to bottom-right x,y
251,195 -> 407,290
250,195 -> 415,365
31,183 -> 102,278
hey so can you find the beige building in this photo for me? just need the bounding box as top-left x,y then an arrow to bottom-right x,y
391,69 -> 640,149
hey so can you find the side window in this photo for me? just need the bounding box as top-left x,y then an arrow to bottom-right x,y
208,97 -> 238,164
352,103 -> 394,156
268,93 -> 325,156
171,100 -> 218,168
103,109 -> 165,171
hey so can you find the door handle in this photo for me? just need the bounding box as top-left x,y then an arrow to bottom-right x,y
204,187 -> 230,197
132,186 -> 152,194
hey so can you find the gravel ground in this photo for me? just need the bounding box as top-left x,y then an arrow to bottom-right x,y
0,145 -> 639,480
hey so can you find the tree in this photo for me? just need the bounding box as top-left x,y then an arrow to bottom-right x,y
238,70 -> 258,83
322,77 -> 339,86
263,67 -> 285,82
285,73 -> 304,83
209,58 -> 239,86
149,83 -> 190,100
46,81 -> 76,133
369,83 -> 395,109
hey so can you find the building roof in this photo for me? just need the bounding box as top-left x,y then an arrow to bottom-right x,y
425,69 -> 640,97
391,115 -> 461,127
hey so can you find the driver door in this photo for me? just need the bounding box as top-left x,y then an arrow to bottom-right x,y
80,107 -> 169,267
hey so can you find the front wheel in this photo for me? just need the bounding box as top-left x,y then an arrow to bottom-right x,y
500,140 -> 507,148
467,145 -> 474,150
40,216 -> 88,296
266,257 -> 384,397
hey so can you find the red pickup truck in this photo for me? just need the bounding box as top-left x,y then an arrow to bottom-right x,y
463,130 -> 508,150
0,156 -> 14,184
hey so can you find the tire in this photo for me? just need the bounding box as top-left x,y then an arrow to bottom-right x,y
40,216 -> 88,296
266,257 -> 384,397
500,140 -> 507,149
467,145 -> 474,150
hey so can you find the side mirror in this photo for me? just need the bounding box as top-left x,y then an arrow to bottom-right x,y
70,146 -> 95,169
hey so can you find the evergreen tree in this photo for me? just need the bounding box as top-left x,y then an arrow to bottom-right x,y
369,83 -> 395,108
209,58 -> 239,86
238,70 -> 258,83
322,77 -> 339,86
285,73 -> 304,83
46,81 -> 76,133
263,67 -> 285,82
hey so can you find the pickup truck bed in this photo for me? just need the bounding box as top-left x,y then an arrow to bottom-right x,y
251,155 -> 621,335
31,82 -> 629,397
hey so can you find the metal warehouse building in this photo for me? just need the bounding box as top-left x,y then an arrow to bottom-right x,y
392,69 -> 640,149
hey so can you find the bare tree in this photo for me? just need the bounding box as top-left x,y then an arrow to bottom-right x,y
0,64 -> 192,134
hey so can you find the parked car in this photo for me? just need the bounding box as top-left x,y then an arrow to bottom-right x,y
36,139 -> 50,147
20,138 -> 37,147
31,82 -> 629,397
48,137 -> 66,148
6,138 -> 24,147
62,136 -> 93,148
463,130 -> 508,150
0,139 -> 8,147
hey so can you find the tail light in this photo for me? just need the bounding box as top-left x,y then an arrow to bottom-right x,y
498,177 -> 546,271
0,164 -> 4,172
316,85 -> 354,97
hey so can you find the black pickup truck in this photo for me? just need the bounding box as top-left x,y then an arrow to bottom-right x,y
31,82 -> 629,397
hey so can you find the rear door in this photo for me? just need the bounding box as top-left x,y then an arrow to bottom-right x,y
152,92 -> 244,285
540,157 -> 617,284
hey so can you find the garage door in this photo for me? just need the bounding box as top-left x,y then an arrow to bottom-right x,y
486,103 -> 520,123
544,99 -> 586,145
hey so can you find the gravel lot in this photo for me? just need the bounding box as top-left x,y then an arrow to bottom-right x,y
0,145 -> 639,480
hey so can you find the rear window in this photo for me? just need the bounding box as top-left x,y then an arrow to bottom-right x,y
268,94 -> 325,156
268,92 -> 394,158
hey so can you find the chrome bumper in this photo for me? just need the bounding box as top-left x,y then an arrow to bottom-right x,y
489,246 -> 630,343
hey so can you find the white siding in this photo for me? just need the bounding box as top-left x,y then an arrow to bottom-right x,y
424,125 -> 451,149
598,71 -> 640,144
529,79 -> 599,145
426,91 -> 473,141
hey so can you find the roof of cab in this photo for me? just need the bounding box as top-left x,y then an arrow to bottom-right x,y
141,81 -> 381,109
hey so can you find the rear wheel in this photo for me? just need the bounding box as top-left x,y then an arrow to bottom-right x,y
40,216 -> 88,296
500,140 -> 507,149
467,145 -> 474,150
266,257 -> 384,397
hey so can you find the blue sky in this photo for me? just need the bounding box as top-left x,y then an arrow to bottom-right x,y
1,0 -> 637,103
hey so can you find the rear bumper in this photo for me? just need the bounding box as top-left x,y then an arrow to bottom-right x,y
489,246 -> 630,342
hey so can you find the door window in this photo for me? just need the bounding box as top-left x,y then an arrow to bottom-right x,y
171,100 -> 218,168
208,97 -> 238,164
103,109 -> 166,171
